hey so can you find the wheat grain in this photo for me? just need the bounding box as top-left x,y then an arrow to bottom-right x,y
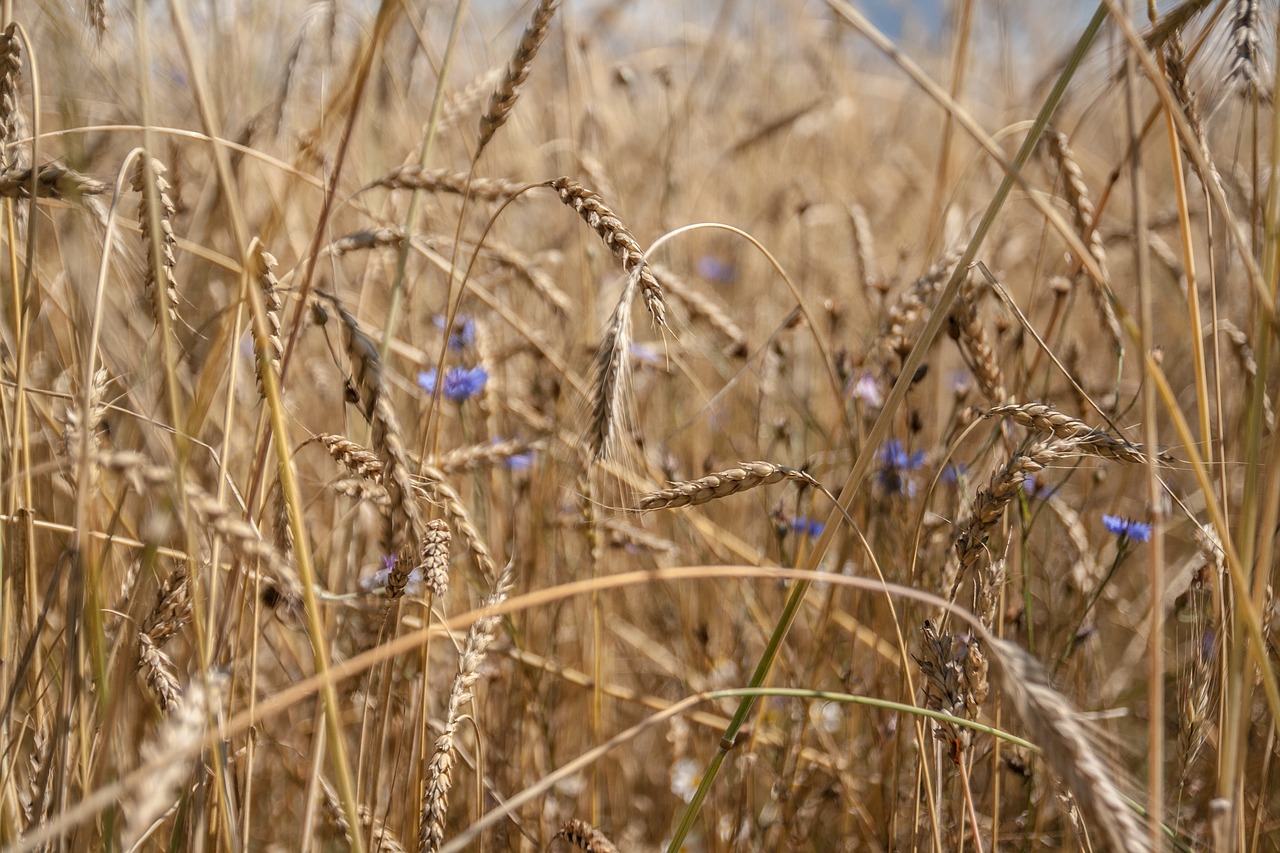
985,402 -> 1163,463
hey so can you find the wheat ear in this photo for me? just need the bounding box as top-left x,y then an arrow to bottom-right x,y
637,462 -> 821,511
475,0 -> 561,157
553,819 -> 622,852
986,638 -> 1151,853
418,565 -> 513,852
985,402 -> 1166,463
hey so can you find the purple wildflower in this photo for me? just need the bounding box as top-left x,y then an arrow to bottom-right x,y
433,314 -> 476,350
1103,514 -> 1152,543
848,371 -> 883,407
697,255 -> 737,285
417,365 -> 489,403
877,439 -> 925,497
789,517 -> 825,538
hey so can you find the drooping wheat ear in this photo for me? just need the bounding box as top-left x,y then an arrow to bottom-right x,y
367,166 -> 525,201
653,264 -> 748,357
86,0 -> 107,39
331,477 -> 391,505
985,402 -> 1169,463
847,203 -> 879,293
318,776 -> 407,853
636,462 -> 822,511
0,24 -> 27,173
1042,129 -> 1123,354
879,250 -> 962,364
316,433 -> 386,479
1230,0 -> 1261,95
985,637 -> 1151,853
325,226 -> 405,258
603,517 -> 679,554
419,564 -> 513,853
429,437 -> 542,474
553,819 -> 622,852
586,281 -> 634,461
1218,320 -> 1276,431
548,177 -> 668,329
414,465 -> 498,585
950,440 -> 1068,597
475,0 -> 561,158
130,157 -> 179,328
122,674 -> 225,849
949,270 -> 1006,404
0,164 -> 105,200
336,306 -> 427,556
248,238 -> 284,400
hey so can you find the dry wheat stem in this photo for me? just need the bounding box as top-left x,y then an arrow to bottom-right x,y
637,462 -> 821,511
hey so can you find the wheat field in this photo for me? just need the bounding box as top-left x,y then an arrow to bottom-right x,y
0,0 -> 1277,850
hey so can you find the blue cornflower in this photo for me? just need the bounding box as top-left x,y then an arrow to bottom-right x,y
505,450 -> 535,470
1022,476 -> 1057,500
360,554 -> 423,593
417,365 -> 489,403
941,463 -> 967,485
697,255 -> 737,285
433,314 -> 476,350
1103,514 -> 1152,543
789,517 -> 825,538
877,439 -> 925,496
